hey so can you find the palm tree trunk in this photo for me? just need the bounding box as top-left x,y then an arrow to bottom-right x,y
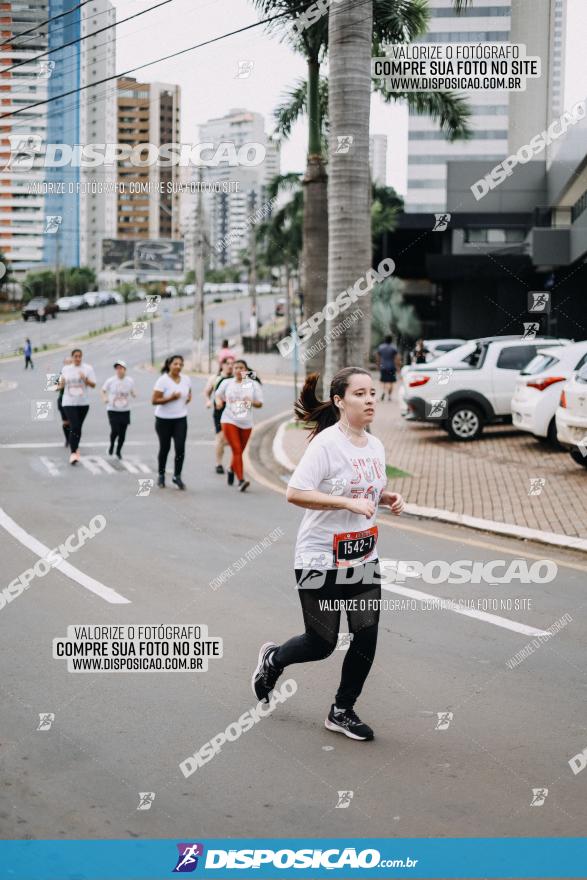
301,58 -> 328,390
324,0 -> 373,391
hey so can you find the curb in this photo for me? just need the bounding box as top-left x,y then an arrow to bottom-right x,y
271,416 -> 587,555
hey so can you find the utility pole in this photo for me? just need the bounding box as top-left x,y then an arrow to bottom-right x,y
55,235 -> 61,300
248,189 -> 257,336
192,165 -> 205,372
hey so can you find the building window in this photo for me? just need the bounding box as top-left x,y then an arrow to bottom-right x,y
464,228 -> 525,244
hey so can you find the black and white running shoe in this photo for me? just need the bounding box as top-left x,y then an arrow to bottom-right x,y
252,642 -> 282,703
325,705 -> 374,741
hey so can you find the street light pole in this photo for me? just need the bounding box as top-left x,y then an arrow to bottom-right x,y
192,165 -> 205,372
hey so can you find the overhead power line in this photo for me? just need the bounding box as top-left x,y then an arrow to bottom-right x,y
0,12 -> 290,121
0,0 -> 94,50
3,0 -> 177,76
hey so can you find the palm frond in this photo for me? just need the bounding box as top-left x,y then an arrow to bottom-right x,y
273,79 -> 308,141
375,86 -> 472,142
373,0 -> 429,45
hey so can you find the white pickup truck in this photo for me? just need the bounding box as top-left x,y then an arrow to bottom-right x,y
401,336 -> 570,440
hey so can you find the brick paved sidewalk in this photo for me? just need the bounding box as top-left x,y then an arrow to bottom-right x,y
278,395 -> 587,542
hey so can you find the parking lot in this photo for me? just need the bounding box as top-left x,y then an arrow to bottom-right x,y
280,395 -> 587,544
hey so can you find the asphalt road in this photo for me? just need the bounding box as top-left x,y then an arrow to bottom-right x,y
0,327 -> 586,843
0,292 -> 278,359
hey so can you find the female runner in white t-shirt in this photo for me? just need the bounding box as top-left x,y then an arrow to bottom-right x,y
252,367 -> 405,741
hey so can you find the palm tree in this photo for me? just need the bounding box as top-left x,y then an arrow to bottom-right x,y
324,0 -> 472,387
252,0 -> 431,382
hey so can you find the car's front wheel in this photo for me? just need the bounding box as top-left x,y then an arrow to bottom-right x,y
23,315 -> 28,321
447,403 -> 484,441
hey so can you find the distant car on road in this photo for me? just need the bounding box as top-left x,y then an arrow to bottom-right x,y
96,290 -> 116,306
512,341 -> 587,445
556,363 -> 587,468
110,291 -> 124,304
56,296 -> 76,311
22,297 -> 58,322
82,292 -> 101,308
402,336 -> 570,441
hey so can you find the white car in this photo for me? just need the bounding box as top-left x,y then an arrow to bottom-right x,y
424,338 -> 466,361
56,296 -> 75,311
83,292 -> 101,308
402,336 -> 569,441
555,364 -> 587,468
399,340 -> 486,417
110,291 -> 123,304
512,341 -> 587,445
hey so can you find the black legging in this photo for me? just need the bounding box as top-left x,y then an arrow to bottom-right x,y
155,416 -> 187,477
272,562 -> 381,710
57,392 -> 69,446
62,405 -> 89,453
108,410 -> 130,455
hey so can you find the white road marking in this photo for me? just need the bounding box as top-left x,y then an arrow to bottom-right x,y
39,456 -> 60,476
381,583 -> 550,637
80,455 -> 116,475
0,507 -> 130,605
118,456 -> 151,474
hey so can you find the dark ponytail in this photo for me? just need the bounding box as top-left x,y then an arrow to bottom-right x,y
295,367 -> 371,440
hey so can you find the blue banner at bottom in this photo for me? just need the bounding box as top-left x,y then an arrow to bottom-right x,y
0,838 -> 585,879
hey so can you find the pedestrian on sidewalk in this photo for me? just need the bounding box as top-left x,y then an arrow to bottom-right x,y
217,338 -> 235,365
252,367 -> 405,741
203,355 -> 234,473
411,338 -> 429,365
23,338 -> 33,369
58,348 -> 96,465
152,354 -> 192,490
375,335 -> 399,401
215,359 -> 263,492
101,360 -> 136,459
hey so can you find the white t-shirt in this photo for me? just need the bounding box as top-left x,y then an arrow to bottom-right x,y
288,424 -> 387,570
217,377 -> 263,429
153,373 -> 192,419
61,363 -> 96,407
102,375 -> 135,412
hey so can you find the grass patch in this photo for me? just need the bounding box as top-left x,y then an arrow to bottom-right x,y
386,464 -> 412,479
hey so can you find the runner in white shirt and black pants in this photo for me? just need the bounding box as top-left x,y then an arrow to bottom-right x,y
151,355 -> 192,490
252,367 -> 405,741
101,360 -> 136,459
58,348 -> 96,465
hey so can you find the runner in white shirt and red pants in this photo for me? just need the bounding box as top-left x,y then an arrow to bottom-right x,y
252,367 -> 405,741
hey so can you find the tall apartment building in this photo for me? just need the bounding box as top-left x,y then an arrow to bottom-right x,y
0,0 -> 117,275
116,77 -> 181,242
78,0 -> 117,274
197,108 -> 280,268
406,0 -> 567,214
0,1 -> 50,271
370,134 -> 388,186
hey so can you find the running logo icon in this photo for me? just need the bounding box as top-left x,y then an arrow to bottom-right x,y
131,322 -> 147,340
435,711 -> 453,730
528,292 -> 550,313
44,215 -> 62,234
137,792 -> 155,810
433,213 -> 451,232
528,477 -> 546,496
137,479 -> 154,497
146,294 -> 161,313
522,322 -> 540,340
530,787 -> 548,806
335,135 -> 354,154
37,713 -> 55,731
336,791 -> 354,809
173,843 -> 204,872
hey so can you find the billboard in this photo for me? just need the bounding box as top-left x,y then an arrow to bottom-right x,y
102,239 -> 184,275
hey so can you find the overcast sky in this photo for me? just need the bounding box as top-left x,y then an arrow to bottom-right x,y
112,0 -> 587,196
